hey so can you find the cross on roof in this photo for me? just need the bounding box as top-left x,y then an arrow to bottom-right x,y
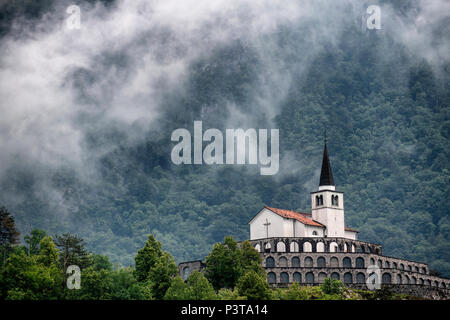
263,218 -> 271,238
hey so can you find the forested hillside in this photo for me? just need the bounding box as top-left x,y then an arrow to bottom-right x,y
0,0 -> 449,277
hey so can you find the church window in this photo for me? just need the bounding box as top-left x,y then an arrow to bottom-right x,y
344,273 -> 353,284
343,257 -> 352,268
331,272 -> 340,280
293,272 -> 302,283
330,257 -> 339,267
292,257 -> 300,268
315,196 -> 320,206
318,272 -> 327,283
276,241 -> 286,252
303,241 -> 312,252
329,242 -> 338,252
356,257 -> 365,268
317,257 -> 326,268
331,195 -> 339,206
312,231 -> 318,236
305,272 -> 315,284
264,242 -> 271,253
266,257 -> 275,268
279,256 -> 288,267
316,242 -> 325,252
304,256 -> 313,267
319,195 -> 323,205
280,272 -> 289,284
382,273 -> 392,284
290,241 -> 299,252
183,267 -> 190,281
377,260 -> 382,268
356,272 -> 365,283
267,272 -> 276,284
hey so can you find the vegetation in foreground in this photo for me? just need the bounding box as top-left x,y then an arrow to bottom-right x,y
1,207 -> 416,300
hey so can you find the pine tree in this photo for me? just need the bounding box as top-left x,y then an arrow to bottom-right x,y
0,206 -> 20,268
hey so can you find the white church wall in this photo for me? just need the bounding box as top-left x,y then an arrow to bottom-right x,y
344,230 -> 358,240
249,208 -> 285,240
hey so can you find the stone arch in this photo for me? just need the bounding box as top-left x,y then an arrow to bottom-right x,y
264,242 -> 271,253
330,257 -> 339,267
266,256 -> 275,268
419,278 -> 424,285
400,263 -> 405,270
370,258 -> 375,266
183,266 -> 190,281
344,272 -> 353,284
293,272 -> 302,283
305,272 -> 315,284
303,241 -> 312,253
329,241 -> 339,253
279,256 -> 288,268
411,276 -> 417,284
304,256 -> 313,268
290,241 -> 299,252
317,256 -> 326,268
404,276 -> 410,284
254,244 -> 261,252
316,241 -> 325,252
414,266 -> 419,273
343,257 -> 352,268
277,241 -> 286,253
331,272 -> 340,280
267,272 -> 276,284
382,273 -> 392,284
356,257 -> 365,268
280,272 -> 289,284
318,272 -> 327,283
433,280 -> 438,287
377,259 -> 383,268
407,265 -> 412,272
291,256 -> 300,268
397,274 -> 402,284
351,244 -> 356,253
425,279 -> 431,286
356,272 -> 366,284
441,282 -> 446,289
385,261 -> 390,268
393,262 -> 398,269
421,267 -> 426,274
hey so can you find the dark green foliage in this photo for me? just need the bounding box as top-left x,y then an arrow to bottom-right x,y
24,229 -> 47,255
134,234 -> 163,282
321,278 -> 345,295
236,270 -> 272,300
54,233 -> 90,271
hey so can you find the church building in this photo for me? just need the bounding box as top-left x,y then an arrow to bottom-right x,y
249,143 -> 358,241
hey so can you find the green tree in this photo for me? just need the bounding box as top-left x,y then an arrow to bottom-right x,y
239,240 -> 264,276
134,234 -> 163,282
24,228 -> 47,255
236,270 -> 271,300
0,207 -> 20,268
54,233 -> 90,271
186,271 -> 216,300
164,276 -> 190,300
205,236 -> 242,290
148,251 -> 177,299
321,278 -> 345,295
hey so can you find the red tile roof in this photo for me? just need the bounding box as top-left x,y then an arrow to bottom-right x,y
264,206 -> 325,228
264,206 -> 358,232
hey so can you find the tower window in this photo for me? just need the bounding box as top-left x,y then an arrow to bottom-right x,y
316,195 -> 324,206
332,195 -> 339,206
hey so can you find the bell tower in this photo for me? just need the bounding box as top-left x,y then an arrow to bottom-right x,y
311,142 -> 345,237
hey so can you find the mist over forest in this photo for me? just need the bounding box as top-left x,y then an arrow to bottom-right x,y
0,0 -> 449,277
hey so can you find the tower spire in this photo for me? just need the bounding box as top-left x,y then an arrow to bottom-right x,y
319,141 -> 334,186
